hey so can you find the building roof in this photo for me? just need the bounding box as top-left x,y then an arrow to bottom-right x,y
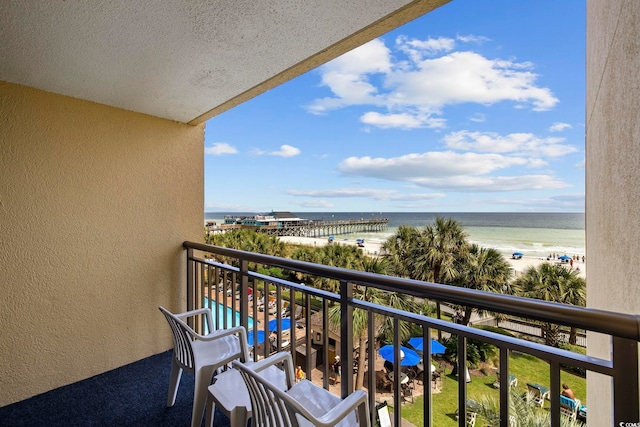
270,211 -> 299,220
0,1 -> 449,124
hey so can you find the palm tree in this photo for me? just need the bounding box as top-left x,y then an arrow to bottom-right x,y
515,263 -> 586,347
452,244 -> 515,325
382,225 -> 421,278
472,387 -> 584,426
414,217 -> 470,336
328,257 -> 416,390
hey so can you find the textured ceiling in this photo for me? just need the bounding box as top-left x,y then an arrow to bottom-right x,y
0,0 -> 449,124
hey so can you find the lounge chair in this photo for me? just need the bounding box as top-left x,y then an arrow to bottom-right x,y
376,401 -> 392,427
455,399 -> 479,427
492,371 -> 518,389
560,395 -> 581,420
526,382 -> 550,407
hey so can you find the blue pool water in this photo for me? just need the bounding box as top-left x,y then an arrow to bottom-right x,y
203,297 -> 254,332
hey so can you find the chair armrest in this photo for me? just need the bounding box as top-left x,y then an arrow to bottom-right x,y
175,307 -> 211,319
314,390 -> 369,427
196,325 -> 251,362
243,351 -> 295,387
175,307 -> 214,329
175,307 -> 215,338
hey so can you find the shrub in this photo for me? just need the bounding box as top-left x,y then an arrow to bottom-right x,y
558,342 -> 586,377
443,335 -> 497,369
475,325 -> 517,338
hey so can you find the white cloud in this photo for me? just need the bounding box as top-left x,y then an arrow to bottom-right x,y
360,111 -> 446,129
483,194 -> 584,210
306,37 -> 559,128
443,131 -> 577,157
395,36 -> 455,62
549,122 -> 572,132
307,39 -> 391,114
205,142 -> 237,155
297,200 -> 335,209
287,187 -> 445,201
288,188 -> 396,198
339,151 -> 528,180
410,174 -> 570,192
251,145 -> 301,157
469,113 -> 486,123
386,52 -> 557,111
337,150 -> 570,192
204,201 -> 249,211
551,194 -> 585,203
269,145 -> 301,157
456,34 -> 491,44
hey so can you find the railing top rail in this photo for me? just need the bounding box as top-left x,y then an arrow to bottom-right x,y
184,241 -> 640,342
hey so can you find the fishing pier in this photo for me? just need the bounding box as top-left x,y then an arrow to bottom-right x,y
206,216 -> 388,238
257,218 -> 388,237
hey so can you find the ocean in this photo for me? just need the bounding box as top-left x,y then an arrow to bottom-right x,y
204,212 -> 585,258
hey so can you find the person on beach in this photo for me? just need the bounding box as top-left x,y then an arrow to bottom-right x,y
332,355 -> 341,384
295,365 -> 305,382
562,383 -> 575,399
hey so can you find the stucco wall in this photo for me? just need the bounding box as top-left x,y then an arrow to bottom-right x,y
0,81 -> 204,405
586,1 -> 640,425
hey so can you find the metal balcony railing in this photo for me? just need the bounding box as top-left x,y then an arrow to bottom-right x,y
184,241 -> 640,427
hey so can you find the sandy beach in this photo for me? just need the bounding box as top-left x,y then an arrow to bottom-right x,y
278,235 -> 586,279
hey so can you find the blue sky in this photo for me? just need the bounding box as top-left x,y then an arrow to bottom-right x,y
204,0 -> 585,213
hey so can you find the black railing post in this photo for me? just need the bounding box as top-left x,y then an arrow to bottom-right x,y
304,292 -> 313,380
393,317 -> 401,427
549,360 -> 561,427
239,259 -> 249,333
186,247 -> 194,314
613,336 -> 640,425
498,346 -> 509,427
424,327 -> 432,427
340,279 -> 354,399
457,335 -> 467,427
367,310 -> 376,427
322,298 -> 329,390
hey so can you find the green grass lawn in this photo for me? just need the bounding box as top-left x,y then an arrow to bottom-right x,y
392,352 -> 586,426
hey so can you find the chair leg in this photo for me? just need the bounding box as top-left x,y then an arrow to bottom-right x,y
204,395 -> 215,427
191,365 -> 217,427
167,359 -> 183,407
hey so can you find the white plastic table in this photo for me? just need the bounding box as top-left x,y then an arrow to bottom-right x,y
388,372 -> 409,385
205,365 -> 285,427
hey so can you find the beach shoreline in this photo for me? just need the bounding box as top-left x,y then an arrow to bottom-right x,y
278,235 -> 586,279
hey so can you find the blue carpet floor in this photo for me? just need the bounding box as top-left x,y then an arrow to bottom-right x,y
0,350 -> 231,427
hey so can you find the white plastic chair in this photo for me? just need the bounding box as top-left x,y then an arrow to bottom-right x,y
233,352 -> 371,427
159,306 -> 250,427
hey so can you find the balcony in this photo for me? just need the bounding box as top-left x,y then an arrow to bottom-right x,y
3,242 -> 637,427
182,241 -> 640,426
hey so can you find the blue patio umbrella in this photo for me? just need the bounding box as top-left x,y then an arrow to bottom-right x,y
558,255 -> 572,261
512,252 -> 523,257
247,330 -> 266,346
268,317 -> 292,332
378,345 -> 421,366
407,337 -> 446,354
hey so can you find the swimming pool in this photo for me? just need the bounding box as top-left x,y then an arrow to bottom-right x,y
203,297 -> 254,333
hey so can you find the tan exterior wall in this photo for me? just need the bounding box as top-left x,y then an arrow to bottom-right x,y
586,1 -> 640,425
0,81 -> 204,405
